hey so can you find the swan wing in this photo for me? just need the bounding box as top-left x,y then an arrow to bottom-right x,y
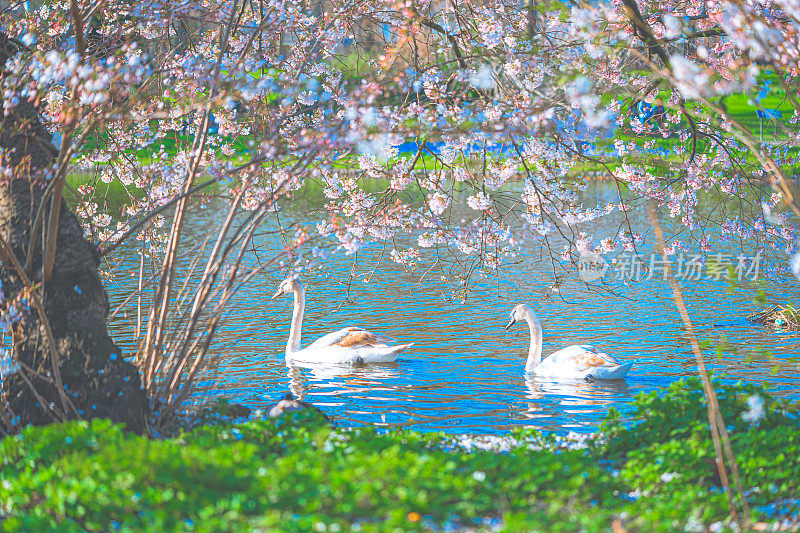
538,345 -> 630,378
546,345 -> 604,365
306,326 -> 394,351
554,345 -> 620,365
576,348 -> 623,369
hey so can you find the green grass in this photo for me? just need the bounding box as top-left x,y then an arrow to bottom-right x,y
0,378 -> 798,532
67,172 -> 141,197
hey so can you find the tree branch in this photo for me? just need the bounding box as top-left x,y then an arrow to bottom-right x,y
420,18 -> 467,69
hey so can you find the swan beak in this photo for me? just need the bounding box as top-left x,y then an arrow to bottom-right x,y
505,318 -> 516,331
270,288 -> 283,300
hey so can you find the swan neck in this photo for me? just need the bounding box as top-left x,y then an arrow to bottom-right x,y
287,287 -> 305,355
524,309 -> 543,372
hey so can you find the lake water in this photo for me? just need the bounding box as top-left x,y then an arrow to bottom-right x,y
102,181 -> 800,434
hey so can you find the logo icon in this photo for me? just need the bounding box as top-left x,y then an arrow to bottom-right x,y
577,253 -> 608,282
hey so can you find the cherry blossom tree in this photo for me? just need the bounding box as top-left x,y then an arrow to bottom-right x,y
0,0 -> 798,446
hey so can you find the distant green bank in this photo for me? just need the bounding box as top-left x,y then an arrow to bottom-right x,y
0,378 -> 797,532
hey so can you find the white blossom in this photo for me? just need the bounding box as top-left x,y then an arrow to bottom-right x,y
469,64 -> 495,90
790,253 -> 800,280
741,394 -> 765,423
467,192 -> 493,211
428,192 -> 450,216
670,55 -> 709,99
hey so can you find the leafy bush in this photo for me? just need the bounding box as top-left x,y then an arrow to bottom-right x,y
0,379 -> 798,531
596,378 -> 800,526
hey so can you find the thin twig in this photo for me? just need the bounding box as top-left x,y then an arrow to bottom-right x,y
651,204 -> 750,526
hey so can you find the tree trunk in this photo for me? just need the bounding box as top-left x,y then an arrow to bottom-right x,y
0,34 -> 148,433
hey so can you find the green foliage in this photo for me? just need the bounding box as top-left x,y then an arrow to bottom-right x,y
1,380 -> 798,531
597,377 -> 800,529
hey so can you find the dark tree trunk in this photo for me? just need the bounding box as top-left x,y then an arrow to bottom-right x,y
0,34 -> 148,433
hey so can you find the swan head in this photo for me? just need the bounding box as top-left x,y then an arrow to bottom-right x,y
271,277 -> 303,300
505,304 -> 533,330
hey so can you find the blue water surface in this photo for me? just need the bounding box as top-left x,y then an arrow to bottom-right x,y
104,181 -> 800,434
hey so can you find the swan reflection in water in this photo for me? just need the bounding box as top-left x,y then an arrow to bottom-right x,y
277,364 -> 631,429
285,362 -> 401,403
521,374 -> 631,420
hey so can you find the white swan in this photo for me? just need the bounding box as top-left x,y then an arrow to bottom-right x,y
505,304 -> 633,380
271,278 -> 413,364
